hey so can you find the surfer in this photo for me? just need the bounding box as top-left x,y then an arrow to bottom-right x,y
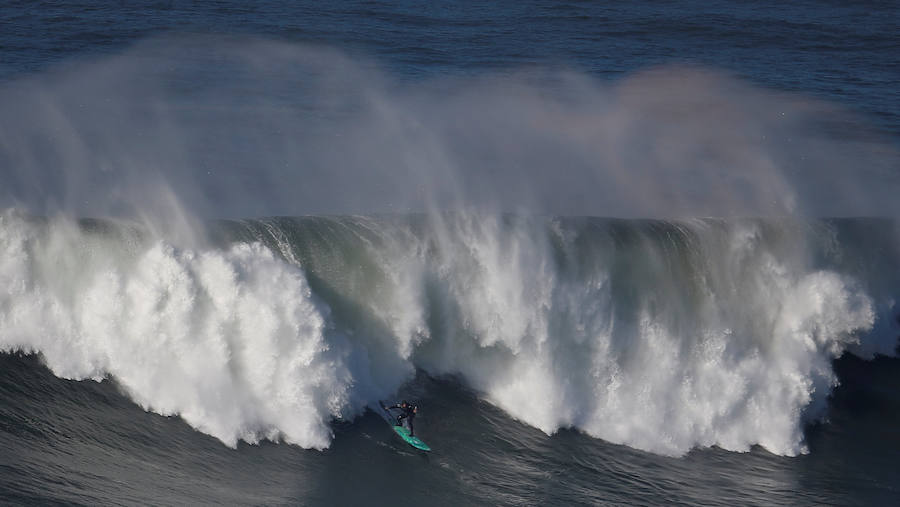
386,400 -> 418,436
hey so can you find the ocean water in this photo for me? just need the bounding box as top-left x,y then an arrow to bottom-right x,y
1,1 -> 900,505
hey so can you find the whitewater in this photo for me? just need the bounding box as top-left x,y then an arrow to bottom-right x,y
2,209 -> 896,457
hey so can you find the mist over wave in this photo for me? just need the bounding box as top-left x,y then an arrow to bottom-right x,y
2,211 -> 897,456
1,36 -> 898,221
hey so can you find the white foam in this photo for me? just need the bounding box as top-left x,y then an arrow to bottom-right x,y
413,217 -> 876,456
0,212 -> 888,456
0,212 -> 356,449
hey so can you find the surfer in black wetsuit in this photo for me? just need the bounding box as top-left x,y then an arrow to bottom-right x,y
386,400 -> 418,436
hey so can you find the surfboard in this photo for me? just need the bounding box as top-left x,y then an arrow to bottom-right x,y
379,401 -> 431,451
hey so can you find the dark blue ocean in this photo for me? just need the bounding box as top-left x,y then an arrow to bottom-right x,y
1,1 -> 899,505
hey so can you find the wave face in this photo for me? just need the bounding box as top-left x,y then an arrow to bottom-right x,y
1,210 -> 898,456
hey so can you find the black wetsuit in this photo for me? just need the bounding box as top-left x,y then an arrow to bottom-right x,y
388,403 -> 417,436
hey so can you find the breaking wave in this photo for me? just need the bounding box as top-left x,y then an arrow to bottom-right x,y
1,210 -> 898,456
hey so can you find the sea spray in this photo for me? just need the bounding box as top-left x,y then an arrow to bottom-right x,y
3,40 -> 898,220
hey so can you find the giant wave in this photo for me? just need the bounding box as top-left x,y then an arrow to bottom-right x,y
2,209 -> 896,456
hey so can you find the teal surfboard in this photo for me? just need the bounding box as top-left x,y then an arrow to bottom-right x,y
380,401 -> 431,451
392,425 -> 431,451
